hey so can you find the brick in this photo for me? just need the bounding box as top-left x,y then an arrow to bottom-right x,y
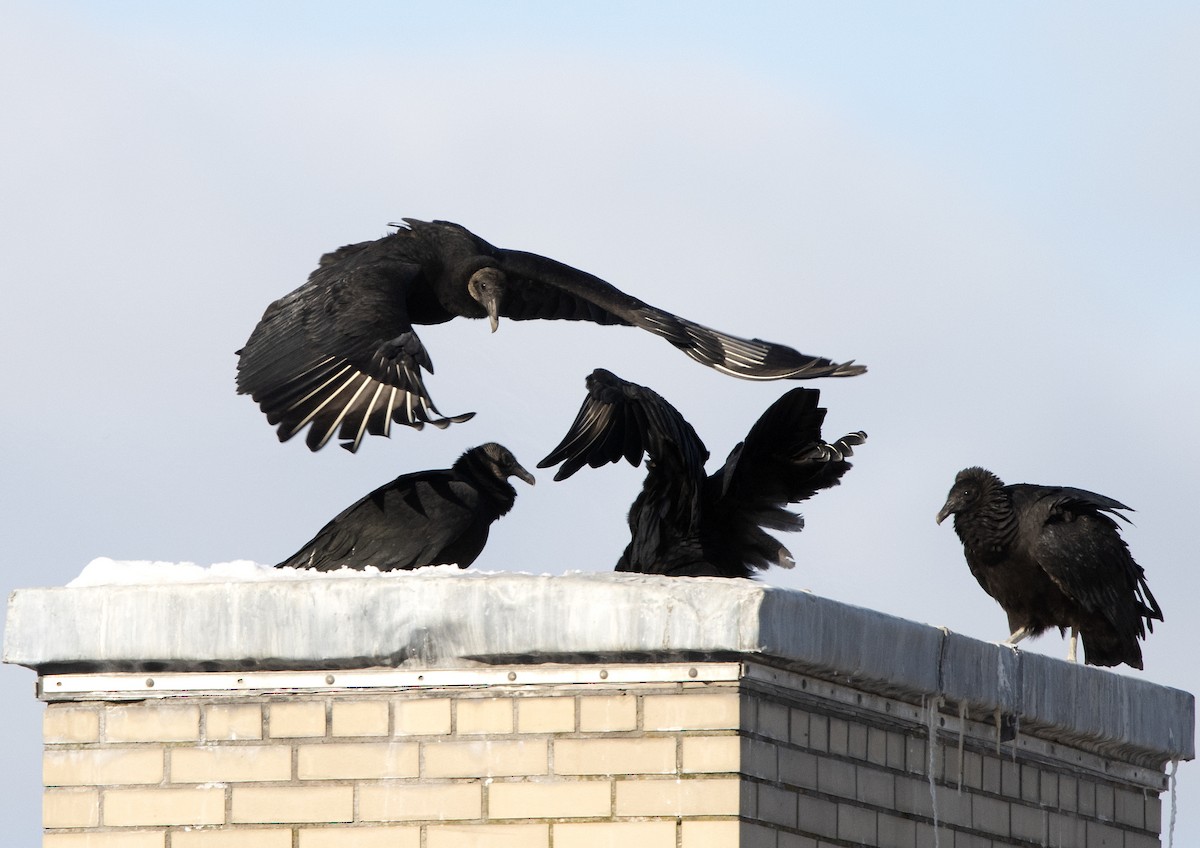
960,749 -> 983,790
44,748 -> 163,786
172,745 -> 291,783
43,788 -> 99,828
517,697 -> 575,733
205,704 -> 262,740
578,695 -> 637,732
933,783 -> 972,827
331,700 -> 388,736
1048,811 -> 1086,848
105,704 -> 199,742
981,754 -> 1002,794
299,827 -> 420,848
1000,758 -> 1020,797
866,726 -> 888,766
1125,832 -> 1163,848
681,820 -> 741,847
424,739 -> 548,778
1011,803 -> 1046,842
1114,786 -> 1145,827
44,707 -> 100,744
1059,773 -> 1078,811
1039,770 -> 1058,806
758,782 -> 798,828
1020,764 -> 1039,802
837,802 -> 877,843
359,782 -> 481,822
1095,782 -> 1115,820
893,775 -> 932,817
104,787 -> 225,826
1085,819 -> 1125,848
856,766 -> 895,807
779,747 -> 817,789
828,717 -> 849,755
847,722 -> 868,760
972,793 -> 1011,836
490,780 -> 611,818
298,742 -> 418,780
554,737 -> 673,775
427,824 -> 549,848
807,714 -> 828,752
643,692 -> 739,730
796,792 -> 837,838
904,736 -> 925,774
457,697 -> 513,734
816,756 -> 855,798
1146,793 -> 1162,831
269,701 -> 325,737
755,699 -> 790,741
876,811 -> 917,848
745,821 -> 786,848
394,698 -> 451,736
555,821 -> 676,848
1077,778 -> 1097,815
615,777 -> 739,816
44,834 -> 164,848
681,735 -> 739,773
885,731 -> 907,770
789,708 -> 810,747
742,737 -> 777,781
173,831 -> 292,848
231,785 -> 353,823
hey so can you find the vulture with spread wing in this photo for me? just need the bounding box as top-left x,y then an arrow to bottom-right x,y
237,219 -> 864,451
538,368 -> 865,578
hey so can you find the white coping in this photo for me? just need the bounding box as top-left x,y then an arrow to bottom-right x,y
4,569 -> 1194,763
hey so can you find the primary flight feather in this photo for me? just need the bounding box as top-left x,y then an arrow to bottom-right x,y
237,219 -> 865,452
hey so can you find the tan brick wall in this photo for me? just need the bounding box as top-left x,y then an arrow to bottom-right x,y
39,664 -> 1168,846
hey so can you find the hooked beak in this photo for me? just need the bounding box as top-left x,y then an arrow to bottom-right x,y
935,502 -> 954,525
486,299 -> 500,333
511,462 -> 536,486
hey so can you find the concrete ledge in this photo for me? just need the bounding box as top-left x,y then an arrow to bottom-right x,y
4,570 -> 1194,766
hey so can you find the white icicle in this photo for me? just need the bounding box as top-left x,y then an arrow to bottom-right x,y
1168,757 -> 1179,848
926,695 -> 942,848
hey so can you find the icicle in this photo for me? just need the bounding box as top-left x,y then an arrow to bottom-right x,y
925,695 -> 942,848
994,707 -> 1003,754
956,700 -> 967,793
1167,757 -> 1179,848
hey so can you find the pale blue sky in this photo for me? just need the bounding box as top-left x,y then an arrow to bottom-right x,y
2,3 -> 1197,843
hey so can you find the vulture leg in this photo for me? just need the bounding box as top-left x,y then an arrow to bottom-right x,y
1004,626 -> 1033,646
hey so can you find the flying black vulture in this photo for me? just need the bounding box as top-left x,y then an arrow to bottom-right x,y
936,467 -> 1163,669
237,219 -> 865,452
538,369 -> 865,578
276,442 -> 534,572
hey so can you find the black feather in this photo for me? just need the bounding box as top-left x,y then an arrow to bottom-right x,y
937,467 -> 1162,669
238,219 -> 864,451
538,370 -> 864,578
276,443 -> 534,572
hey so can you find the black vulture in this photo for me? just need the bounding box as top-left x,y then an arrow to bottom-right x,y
276,443 -> 534,572
538,368 -> 865,578
237,219 -> 865,452
936,467 -> 1163,669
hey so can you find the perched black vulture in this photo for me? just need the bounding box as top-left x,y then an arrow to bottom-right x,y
276,443 -> 534,572
538,369 -> 865,578
237,219 -> 865,452
936,467 -> 1163,669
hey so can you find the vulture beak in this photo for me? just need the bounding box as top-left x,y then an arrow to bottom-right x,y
935,501 -> 954,525
486,299 -> 501,334
511,462 -> 536,486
